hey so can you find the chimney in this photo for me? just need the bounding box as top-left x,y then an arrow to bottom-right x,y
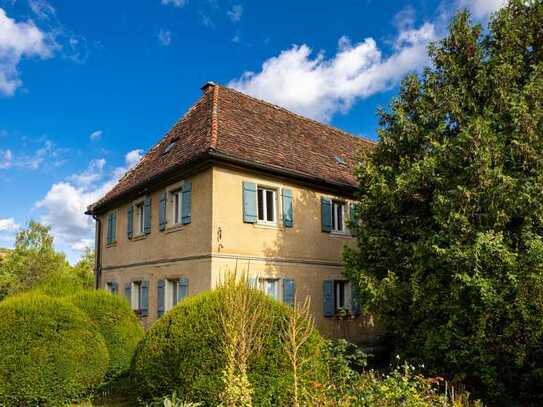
201,81 -> 216,93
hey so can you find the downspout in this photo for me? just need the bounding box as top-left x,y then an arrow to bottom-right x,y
92,214 -> 102,289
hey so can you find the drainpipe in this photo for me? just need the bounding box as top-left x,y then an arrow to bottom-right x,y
92,214 -> 102,289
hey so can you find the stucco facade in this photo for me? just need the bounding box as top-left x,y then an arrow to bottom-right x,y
98,165 -> 380,342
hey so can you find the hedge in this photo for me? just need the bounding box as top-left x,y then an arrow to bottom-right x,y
0,293 -> 109,406
68,290 -> 144,378
131,287 -> 326,405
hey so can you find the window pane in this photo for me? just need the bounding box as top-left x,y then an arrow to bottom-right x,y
174,193 -> 180,224
266,190 -> 274,222
265,280 -> 277,300
332,203 -> 337,230
337,204 -> 344,231
257,189 -> 264,220
172,281 -> 178,306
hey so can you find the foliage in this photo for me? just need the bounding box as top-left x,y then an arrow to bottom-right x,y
0,221 -> 70,300
344,1 -> 543,404
0,292 -> 109,406
68,290 -> 144,378
0,221 -> 96,300
146,392 -> 203,407
131,284 -> 326,406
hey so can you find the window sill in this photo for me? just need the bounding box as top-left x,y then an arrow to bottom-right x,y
165,224 -> 184,234
132,234 -> 146,241
329,231 -> 352,239
254,222 -> 283,231
105,242 -> 117,248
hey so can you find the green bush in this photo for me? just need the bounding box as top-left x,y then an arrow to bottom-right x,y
0,293 -> 109,406
68,290 -> 144,378
131,287 -> 326,405
34,268 -> 90,297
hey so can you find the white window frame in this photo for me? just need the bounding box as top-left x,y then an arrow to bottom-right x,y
257,186 -> 278,225
131,281 -> 142,311
165,278 -> 179,311
133,200 -> 145,237
332,201 -> 346,233
172,189 -> 183,226
334,280 -> 352,312
259,278 -> 280,301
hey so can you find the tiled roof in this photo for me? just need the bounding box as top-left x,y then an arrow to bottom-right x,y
90,83 -> 374,212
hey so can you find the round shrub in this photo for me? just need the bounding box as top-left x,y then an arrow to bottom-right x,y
131,287 -> 326,405
34,269 -> 89,297
68,290 -> 144,378
0,293 -> 109,406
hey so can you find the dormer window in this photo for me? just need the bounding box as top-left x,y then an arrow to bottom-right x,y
162,138 -> 178,155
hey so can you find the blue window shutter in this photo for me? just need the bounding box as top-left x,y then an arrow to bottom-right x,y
321,198 -> 332,233
282,279 -> 295,307
282,189 -> 293,228
242,182 -> 257,223
351,282 -> 361,316
181,182 -> 192,225
323,280 -> 334,317
127,206 -> 134,239
106,214 -> 111,245
111,212 -> 117,242
124,283 -> 131,304
140,281 -> 149,316
159,191 -> 167,231
178,278 -> 188,302
144,195 -> 152,234
157,279 -> 165,317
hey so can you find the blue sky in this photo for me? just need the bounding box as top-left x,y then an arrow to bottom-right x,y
0,0 -> 505,262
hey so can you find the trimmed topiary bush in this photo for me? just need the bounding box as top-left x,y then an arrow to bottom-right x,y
131,286 -> 326,405
68,290 -> 144,378
34,268 -> 89,297
0,293 -> 109,406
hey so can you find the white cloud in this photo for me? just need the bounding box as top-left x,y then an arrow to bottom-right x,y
161,0 -> 187,7
0,8 -> 54,95
89,129 -> 102,141
35,149 -> 143,255
28,0 -> 56,21
227,4 -> 243,23
0,218 -> 19,231
459,0 -> 507,19
229,24 -> 436,122
157,29 -> 172,46
0,149 -> 13,169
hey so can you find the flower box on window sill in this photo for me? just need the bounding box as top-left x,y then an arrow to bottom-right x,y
334,308 -> 357,321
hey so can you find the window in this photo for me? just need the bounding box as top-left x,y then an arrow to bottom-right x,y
136,202 -> 145,235
131,281 -> 142,311
334,280 -> 347,310
257,187 -> 277,224
105,281 -> 117,294
106,211 -> 117,245
172,189 -> 182,225
165,279 -> 179,311
260,278 -> 280,301
332,201 -> 345,233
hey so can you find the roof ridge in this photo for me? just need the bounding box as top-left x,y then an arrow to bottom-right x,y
209,85 -> 219,149
217,84 -> 376,146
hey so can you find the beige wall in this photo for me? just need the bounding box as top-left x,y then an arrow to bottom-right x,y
97,165 -> 381,342
211,166 -> 355,261
100,169 -> 213,269
101,258 -> 211,330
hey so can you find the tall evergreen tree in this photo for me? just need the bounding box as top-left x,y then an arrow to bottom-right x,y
345,1 -> 543,404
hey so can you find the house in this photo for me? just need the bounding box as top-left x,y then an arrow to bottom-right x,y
86,82 -> 380,342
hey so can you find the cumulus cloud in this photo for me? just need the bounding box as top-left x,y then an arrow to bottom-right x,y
227,4 -> 243,23
0,149 -> 13,169
161,0 -> 187,7
157,29 -> 172,46
459,0 -> 507,19
0,8 -> 54,95
229,23 -> 436,122
35,149 -> 143,254
0,218 -> 19,231
89,129 -> 102,141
